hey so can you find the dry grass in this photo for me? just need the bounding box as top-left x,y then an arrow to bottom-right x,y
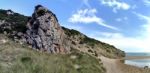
0,34 -> 106,73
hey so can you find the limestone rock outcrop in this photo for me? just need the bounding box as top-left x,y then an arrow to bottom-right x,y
24,5 -> 69,53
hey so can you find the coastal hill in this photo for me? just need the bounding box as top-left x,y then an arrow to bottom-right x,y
0,5 -> 125,73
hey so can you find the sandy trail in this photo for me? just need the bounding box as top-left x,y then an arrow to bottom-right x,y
100,56 -> 123,73
100,56 -> 150,73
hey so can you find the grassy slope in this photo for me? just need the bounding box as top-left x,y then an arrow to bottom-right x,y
0,34 -> 106,73
62,27 -> 125,58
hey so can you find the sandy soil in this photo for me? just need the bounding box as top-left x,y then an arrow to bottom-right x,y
100,56 -> 150,73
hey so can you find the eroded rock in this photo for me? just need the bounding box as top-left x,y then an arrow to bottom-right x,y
24,5 -> 69,53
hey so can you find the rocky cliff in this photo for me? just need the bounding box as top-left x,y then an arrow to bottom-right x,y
0,5 -> 125,58
23,5 -> 69,53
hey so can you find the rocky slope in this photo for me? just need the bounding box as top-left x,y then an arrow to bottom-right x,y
24,5 -> 69,53
0,5 -> 125,58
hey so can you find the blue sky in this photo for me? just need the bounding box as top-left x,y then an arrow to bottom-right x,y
0,0 -> 150,52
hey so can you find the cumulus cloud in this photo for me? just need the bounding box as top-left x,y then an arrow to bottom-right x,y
100,0 -> 131,13
89,13 -> 150,52
68,8 -> 119,30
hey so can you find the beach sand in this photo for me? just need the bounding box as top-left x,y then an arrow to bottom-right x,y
100,56 -> 150,73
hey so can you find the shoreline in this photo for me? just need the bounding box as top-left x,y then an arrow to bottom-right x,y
124,56 -> 150,60
100,56 -> 150,73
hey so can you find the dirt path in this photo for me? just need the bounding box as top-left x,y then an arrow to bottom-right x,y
100,56 -> 123,73
100,56 -> 150,73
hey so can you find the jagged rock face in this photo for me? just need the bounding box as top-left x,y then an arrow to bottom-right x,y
24,5 -> 68,53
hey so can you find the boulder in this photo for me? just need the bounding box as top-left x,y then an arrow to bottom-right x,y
144,66 -> 149,69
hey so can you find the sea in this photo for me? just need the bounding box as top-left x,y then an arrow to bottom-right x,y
125,53 -> 150,68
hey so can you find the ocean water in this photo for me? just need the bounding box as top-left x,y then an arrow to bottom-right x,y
126,53 -> 150,56
125,53 -> 150,68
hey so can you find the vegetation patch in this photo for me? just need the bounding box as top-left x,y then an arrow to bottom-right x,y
62,27 -> 81,36
0,36 -> 106,73
0,9 -> 28,33
37,9 -> 46,16
21,56 -> 32,63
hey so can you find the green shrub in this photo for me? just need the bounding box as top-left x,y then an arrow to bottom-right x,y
62,27 -> 81,36
0,9 -> 28,33
37,9 -> 46,16
21,56 -> 32,63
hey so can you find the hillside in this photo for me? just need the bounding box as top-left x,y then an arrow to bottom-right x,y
0,8 -> 125,58
0,5 -> 125,73
62,27 -> 125,58
0,34 -> 105,73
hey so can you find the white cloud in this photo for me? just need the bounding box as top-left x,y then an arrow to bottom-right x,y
131,5 -> 137,9
124,17 -> 128,20
143,0 -> 150,6
89,13 -> 150,52
83,0 -> 91,8
90,32 -> 150,52
116,17 -> 128,22
68,8 -> 119,30
100,0 -> 131,13
134,12 -> 150,38
116,18 -> 122,22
